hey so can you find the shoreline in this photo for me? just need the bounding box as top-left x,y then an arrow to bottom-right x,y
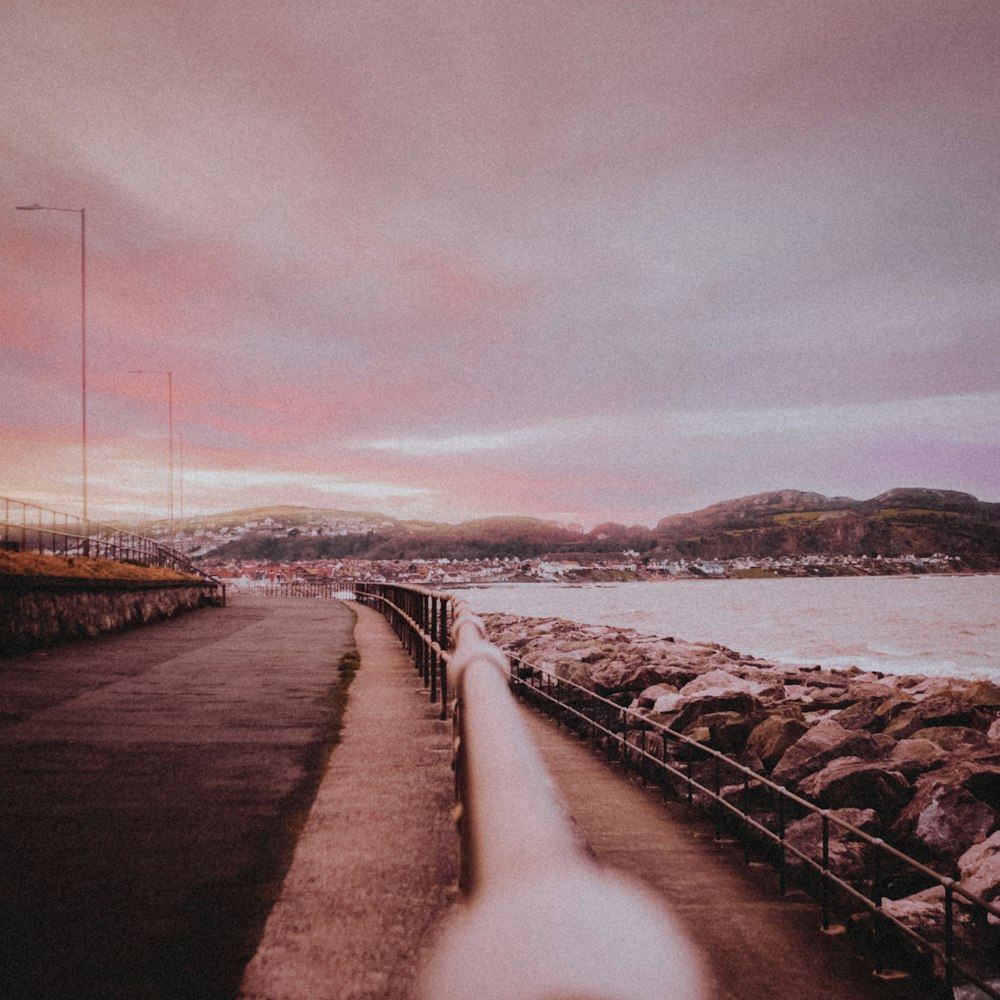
458,575 -> 1000,684
482,611 -> 1000,958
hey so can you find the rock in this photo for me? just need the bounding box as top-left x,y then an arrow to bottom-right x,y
548,659 -> 597,688
680,669 -> 766,697
771,719 -> 884,785
800,686 -> 855,710
688,710 -> 764,754
958,679 -> 1000,708
782,684 -> 812,702
746,716 -> 809,771
649,692 -> 686,715
990,718 -> 1000,745
833,696 -> 890,732
847,679 -> 900,701
958,830 -> 1000,906
888,738 -> 947,779
917,725 -> 989,752
766,703 -> 806,721
636,683 -> 678,709
892,766 -> 1000,862
784,808 -> 880,880
883,696 -> 992,740
797,757 -> 911,821
881,885 -> 976,963
650,666 -> 704,688
954,980 -> 1000,1000
670,691 -> 765,735
591,662 -> 677,695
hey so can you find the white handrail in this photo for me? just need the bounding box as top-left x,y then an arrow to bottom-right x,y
416,598 -> 707,1000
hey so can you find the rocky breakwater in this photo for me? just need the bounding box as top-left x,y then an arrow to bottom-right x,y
483,612 -> 1000,978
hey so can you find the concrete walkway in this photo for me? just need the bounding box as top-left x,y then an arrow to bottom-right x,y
518,707 -> 929,1000
0,596 -> 356,1000
239,602 -> 458,1000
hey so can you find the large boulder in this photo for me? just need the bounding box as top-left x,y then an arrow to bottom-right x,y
917,725 -> 990,752
958,830 -> 1000,909
771,718 -> 884,786
784,807 -> 880,881
669,691 -> 765,735
635,683 -> 678,709
891,756 -> 1000,862
591,662 -> 682,695
746,716 -> 809,771
847,678 -> 901,701
833,696 -> 892,732
884,696 -> 993,740
797,757 -> 911,822
687,710 -> 764,754
680,669 -> 760,696
957,679 -> 1000,708
881,885 -> 978,970
887,738 -> 947,780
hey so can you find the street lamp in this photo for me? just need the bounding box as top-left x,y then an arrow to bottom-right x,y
128,369 -> 174,528
16,203 -> 88,520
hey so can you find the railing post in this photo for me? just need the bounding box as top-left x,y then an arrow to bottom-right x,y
778,793 -> 787,895
714,755 -> 722,840
821,811 -> 831,932
622,706 -> 630,772
438,596 -> 449,721
429,595 -> 438,693
871,840 -> 885,975
943,878 -> 954,995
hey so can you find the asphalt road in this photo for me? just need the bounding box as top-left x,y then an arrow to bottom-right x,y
0,596 -> 356,1000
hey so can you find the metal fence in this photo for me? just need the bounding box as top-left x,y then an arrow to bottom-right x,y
354,581 -> 707,1000
231,579 -> 355,600
508,655 -> 1000,999
1,495 -> 224,598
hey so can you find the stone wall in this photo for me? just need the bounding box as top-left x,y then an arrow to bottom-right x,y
0,578 -> 220,653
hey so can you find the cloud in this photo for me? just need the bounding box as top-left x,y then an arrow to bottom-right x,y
3,1 -> 999,525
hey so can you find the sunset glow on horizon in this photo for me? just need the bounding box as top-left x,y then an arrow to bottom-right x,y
3,2 -> 1000,527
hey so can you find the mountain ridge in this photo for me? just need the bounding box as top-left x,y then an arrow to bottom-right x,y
172,487 -> 1000,568
652,487 -> 1000,568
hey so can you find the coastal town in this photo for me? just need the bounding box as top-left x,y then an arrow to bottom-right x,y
199,551 -> 961,591
144,490 -> 995,589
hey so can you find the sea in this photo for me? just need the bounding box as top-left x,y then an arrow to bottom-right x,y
457,575 -> 1000,683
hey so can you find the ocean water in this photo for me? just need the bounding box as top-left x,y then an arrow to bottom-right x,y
457,575 -> 1000,682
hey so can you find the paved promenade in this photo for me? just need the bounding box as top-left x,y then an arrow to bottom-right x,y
0,597 -> 358,1000
239,602 -> 458,1000
0,593 -> 950,1000
519,707 -> 932,1000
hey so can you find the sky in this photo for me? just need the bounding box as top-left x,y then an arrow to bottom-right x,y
2,1 -> 999,528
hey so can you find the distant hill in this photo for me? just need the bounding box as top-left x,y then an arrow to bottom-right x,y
172,489 -> 1000,568
652,488 -> 1000,568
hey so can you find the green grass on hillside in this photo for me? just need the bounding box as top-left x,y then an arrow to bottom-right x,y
0,550 -> 200,582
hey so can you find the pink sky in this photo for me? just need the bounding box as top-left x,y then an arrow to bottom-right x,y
3,1 -> 999,527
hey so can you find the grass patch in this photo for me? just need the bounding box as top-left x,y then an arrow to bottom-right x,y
772,511 -> 823,524
337,648 -> 361,672
0,550 -> 199,582
869,508 -> 959,521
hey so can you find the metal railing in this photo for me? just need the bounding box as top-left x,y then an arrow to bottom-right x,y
508,655 -> 1000,998
231,579 -> 356,600
354,582 -> 707,1000
1,496 -> 224,599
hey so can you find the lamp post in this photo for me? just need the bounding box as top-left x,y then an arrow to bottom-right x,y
16,203 -> 88,520
128,369 -> 173,529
